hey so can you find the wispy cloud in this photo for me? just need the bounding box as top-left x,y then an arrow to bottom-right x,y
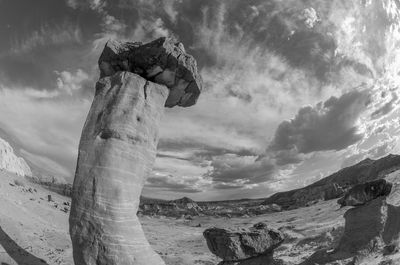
9,22 -> 83,54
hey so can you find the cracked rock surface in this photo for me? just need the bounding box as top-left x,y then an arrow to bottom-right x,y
338,179 -> 392,207
203,222 -> 284,262
98,37 -> 202,108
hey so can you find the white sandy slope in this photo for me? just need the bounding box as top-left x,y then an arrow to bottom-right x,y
0,171 -> 71,265
0,137 -> 31,177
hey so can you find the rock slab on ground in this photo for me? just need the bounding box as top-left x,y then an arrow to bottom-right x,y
203,222 -> 284,262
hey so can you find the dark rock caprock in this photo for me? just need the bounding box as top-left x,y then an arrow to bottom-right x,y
203,222 -> 284,263
69,37 -> 202,265
98,37 -> 202,108
337,179 -> 392,207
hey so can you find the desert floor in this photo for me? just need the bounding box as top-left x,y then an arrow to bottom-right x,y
0,170 -> 351,265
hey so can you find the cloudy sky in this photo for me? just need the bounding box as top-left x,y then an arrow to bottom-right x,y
0,0 -> 400,200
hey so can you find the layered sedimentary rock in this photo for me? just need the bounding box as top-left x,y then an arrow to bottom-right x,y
337,179 -> 392,207
203,222 -> 284,263
69,37 -> 202,265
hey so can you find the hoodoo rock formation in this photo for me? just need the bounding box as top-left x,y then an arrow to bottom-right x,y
69,37 -> 202,265
302,177 -> 400,264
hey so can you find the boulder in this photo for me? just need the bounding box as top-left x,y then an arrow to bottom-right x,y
203,222 -> 284,262
338,179 -> 392,207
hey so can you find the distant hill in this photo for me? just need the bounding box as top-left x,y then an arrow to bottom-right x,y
263,154 -> 400,210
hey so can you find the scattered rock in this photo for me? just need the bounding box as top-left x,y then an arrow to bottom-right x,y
47,195 -> 52,202
13,179 -> 24,187
203,222 -> 284,262
338,179 -> 392,207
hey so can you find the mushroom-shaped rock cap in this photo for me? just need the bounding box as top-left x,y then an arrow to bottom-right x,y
98,37 -> 202,108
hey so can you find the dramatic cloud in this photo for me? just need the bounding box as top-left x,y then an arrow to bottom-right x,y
0,0 -> 399,199
269,90 -> 371,155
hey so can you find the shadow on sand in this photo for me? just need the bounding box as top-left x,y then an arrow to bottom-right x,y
0,226 -> 48,265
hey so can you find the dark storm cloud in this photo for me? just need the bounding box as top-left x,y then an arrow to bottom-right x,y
0,0 -> 102,92
213,182 -> 246,190
74,0 -> 376,81
158,139 -> 259,159
206,154 -> 276,187
269,90 -> 371,155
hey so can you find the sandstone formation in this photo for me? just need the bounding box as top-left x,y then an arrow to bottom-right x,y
337,179 -> 392,207
69,37 -> 202,265
336,197 -> 400,255
302,178 -> 400,264
203,222 -> 284,263
263,155 -> 400,210
0,137 -> 31,177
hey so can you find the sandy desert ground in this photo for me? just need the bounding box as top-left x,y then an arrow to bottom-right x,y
0,168 -> 363,265
2,169 -> 400,265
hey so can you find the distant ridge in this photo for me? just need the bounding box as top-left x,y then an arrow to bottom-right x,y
263,154 -> 400,210
140,155 -> 400,208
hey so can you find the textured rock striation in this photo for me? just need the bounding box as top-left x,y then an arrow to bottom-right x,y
337,179 -> 392,207
203,222 -> 284,264
69,37 -> 202,265
0,137 -> 31,177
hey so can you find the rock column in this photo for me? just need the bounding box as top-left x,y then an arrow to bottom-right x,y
69,37 -> 202,265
